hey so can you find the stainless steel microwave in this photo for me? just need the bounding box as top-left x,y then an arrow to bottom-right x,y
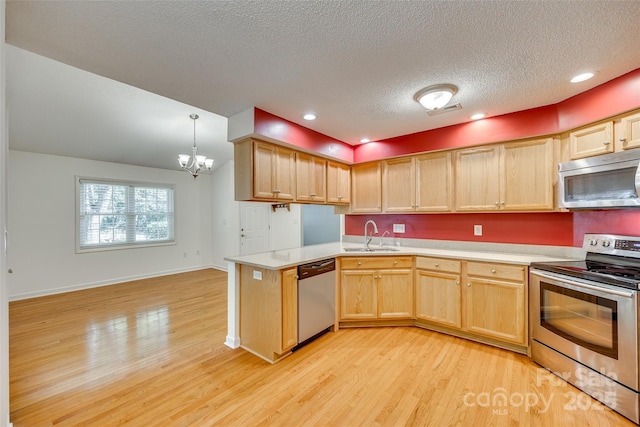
558,149 -> 640,209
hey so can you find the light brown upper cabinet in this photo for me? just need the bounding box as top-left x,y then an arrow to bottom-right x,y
455,138 -> 555,211
382,157 -> 415,212
351,162 -> 382,213
415,152 -> 453,212
569,121 -> 614,159
620,111 -> 640,151
455,145 -> 501,211
234,139 -> 296,201
326,161 -> 351,204
296,152 -> 326,202
382,152 -> 452,213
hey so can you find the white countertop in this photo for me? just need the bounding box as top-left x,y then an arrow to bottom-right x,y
224,242 -> 577,270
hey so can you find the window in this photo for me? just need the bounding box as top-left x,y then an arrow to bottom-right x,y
77,178 -> 174,251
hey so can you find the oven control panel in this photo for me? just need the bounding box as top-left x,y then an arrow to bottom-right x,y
584,233 -> 640,257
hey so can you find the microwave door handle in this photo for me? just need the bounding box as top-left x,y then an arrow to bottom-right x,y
531,270 -> 636,299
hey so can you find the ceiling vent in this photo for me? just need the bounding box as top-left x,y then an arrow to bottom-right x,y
426,103 -> 463,116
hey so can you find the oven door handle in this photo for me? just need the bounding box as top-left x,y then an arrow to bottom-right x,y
531,270 -> 636,298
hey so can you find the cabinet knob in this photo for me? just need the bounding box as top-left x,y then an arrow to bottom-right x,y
456,281 -> 459,285
494,201 -> 499,206
338,196 -> 343,200
620,137 -> 627,142
357,261 -> 362,266
603,141 -> 610,146
310,193 -> 317,197
273,189 -> 281,194
393,260 -> 398,265
491,269 -> 497,273
501,201 -> 505,206
467,283 -> 471,287
434,263 -> 439,267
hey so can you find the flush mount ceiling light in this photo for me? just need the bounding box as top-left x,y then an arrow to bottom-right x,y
471,113 -> 486,120
414,84 -> 458,110
360,138 -> 370,143
303,113 -> 316,120
178,114 -> 214,179
571,72 -> 594,83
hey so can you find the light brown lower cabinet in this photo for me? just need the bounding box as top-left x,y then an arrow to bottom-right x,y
464,261 -> 526,345
415,257 -> 462,328
340,257 -> 413,321
414,256 -> 527,348
240,266 -> 298,363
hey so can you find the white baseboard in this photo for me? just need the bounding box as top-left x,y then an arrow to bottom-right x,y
9,265 -> 224,301
225,335 -> 241,349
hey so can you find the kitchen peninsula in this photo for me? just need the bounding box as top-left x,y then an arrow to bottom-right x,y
225,240 -> 579,363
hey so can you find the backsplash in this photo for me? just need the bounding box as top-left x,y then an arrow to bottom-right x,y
345,212 -> 575,246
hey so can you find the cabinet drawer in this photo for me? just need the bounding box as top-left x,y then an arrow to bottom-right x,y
467,262 -> 525,282
415,257 -> 461,273
341,256 -> 412,270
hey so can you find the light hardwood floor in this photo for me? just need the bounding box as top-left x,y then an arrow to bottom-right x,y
9,269 -> 634,426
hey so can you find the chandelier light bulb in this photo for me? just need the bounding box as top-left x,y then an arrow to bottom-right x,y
178,114 -> 214,179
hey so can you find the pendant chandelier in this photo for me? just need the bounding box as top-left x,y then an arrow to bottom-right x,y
178,114 -> 214,178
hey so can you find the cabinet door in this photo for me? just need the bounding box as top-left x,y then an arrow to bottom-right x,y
455,146 -> 501,211
382,157 -> 415,212
377,269 -> 414,319
415,152 -> 452,212
253,142 -> 278,199
327,161 -> 351,204
351,162 -> 382,213
415,270 -> 461,328
296,153 -> 326,202
340,270 -> 377,319
621,112 -> 640,151
464,277 -> 526,345
280,268 -> 298,353
274,146 -> 296,200
569,122 -> 613,159
502,138 -> 554,211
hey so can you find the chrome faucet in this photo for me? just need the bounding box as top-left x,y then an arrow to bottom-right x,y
364,220 -> 378,250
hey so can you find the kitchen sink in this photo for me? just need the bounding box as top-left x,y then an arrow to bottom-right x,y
343,247 -> 400,252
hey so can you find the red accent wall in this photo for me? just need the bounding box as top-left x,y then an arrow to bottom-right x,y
572,210 -> 640,246
253,108 -> 353,162
557,68 -> 640,131
345,213 -> 575,246
354,69 -> 640,163
354,106 -> 559,162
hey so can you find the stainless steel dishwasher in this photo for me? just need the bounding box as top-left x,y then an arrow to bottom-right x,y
295,258 -> 336,349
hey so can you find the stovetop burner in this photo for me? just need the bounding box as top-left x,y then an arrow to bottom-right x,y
531,234 -> 640,290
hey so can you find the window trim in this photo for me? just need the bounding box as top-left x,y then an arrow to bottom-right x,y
75,176 -> 176,253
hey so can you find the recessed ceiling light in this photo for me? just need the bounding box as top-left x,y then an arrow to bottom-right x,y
360,138 -> 370,143
471,113 -> 486,120
570,72 -> 594,83
303,113 -> 316,120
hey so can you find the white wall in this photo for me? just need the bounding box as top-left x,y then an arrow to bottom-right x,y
7,150 -> 214,300
270,203 -> 302,250
1,2 -> 10,424
211,160 -> 240,270
210,159 -> 303,268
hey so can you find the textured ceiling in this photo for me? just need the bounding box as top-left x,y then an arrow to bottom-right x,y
5,1 -> 640,170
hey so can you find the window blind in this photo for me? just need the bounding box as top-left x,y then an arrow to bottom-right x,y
78,178 -> 174,250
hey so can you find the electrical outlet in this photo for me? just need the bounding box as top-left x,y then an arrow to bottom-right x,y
253,270 -> 263,280
474,225 -> 483,236
393,224 -> 405,233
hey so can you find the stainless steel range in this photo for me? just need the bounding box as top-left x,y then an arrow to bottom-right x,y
530,233 -> 640,423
